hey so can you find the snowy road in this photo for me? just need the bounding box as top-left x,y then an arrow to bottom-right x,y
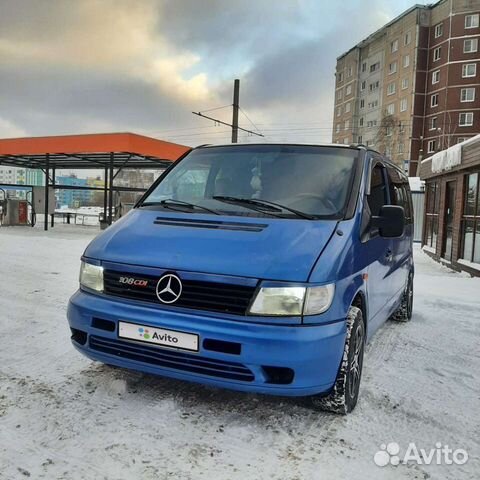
1,226 -> 479,479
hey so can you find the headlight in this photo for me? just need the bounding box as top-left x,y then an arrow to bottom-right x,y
248,283 -> 335,316
79,261 -> 104,292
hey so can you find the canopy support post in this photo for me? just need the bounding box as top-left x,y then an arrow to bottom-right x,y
44,153 -> 49,231
108,152 -> 114,224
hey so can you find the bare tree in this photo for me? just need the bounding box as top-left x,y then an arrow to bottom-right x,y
374,113 -> 401,162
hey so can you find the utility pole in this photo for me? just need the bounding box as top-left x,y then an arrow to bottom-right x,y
232,79 -> 240,143
192,79 -> 263,142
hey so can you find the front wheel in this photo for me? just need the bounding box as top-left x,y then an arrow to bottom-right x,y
310,306 -> 365,414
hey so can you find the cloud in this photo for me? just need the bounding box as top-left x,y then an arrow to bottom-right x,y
0,0 -> 421,147
0,117 -> 27,138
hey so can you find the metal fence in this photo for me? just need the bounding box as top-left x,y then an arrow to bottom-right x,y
411,191 -> 425,243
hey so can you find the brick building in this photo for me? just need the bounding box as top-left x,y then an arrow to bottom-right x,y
333,0 -> 480,175
419,134 -> 480,276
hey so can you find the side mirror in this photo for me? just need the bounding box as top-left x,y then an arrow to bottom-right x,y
372,205 -> 405,238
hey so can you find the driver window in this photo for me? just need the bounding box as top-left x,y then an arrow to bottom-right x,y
368,163 -> 388,216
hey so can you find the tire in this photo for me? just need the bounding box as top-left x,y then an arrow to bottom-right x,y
391,272 -> 413,322
310,306 -> 366,415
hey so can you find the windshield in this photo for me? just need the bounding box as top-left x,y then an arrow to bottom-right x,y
140,145 -> 359,219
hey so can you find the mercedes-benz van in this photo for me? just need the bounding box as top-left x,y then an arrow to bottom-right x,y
68,144 -> 414,414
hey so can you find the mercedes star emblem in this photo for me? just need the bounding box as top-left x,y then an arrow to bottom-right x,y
156,273 -> 183,304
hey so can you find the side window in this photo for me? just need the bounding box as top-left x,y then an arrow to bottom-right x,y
368,163 -> 388,216
403,183 -> 413,223
386,167 -> 413,223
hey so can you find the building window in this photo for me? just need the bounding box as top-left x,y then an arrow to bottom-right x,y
431,94 -> 439,107
359,117 -> 364,127
434,23 -> 443,38
430,116 -> 438,130
337,106 -> 341,117
400,98 -> 408,112
387,82 -> 396,95
387,103 -> 395,115
388,61 -> 397,74
399,122 -> 405,133
358,135 -> 363,143
433,47 -> 441,62
459,112 -> 474,126
401,78 -> 409,90
362,62 -> 367,72
360,99 -> 365,109
346,84 -> 352,96
343,137 -> 349,144
464,38 -> 478,53
337,72 -> 343,82
391,39 -> 399,53
462,173 -> 480,264
425,181 -> 440,250
403,55 -> 410,68
386,126 -> 393,137
432,70 -> 440,84
404,31 -> 412,45
337,90 -> 343,101
427,140 -> 436,153
398,143 -> 404,153
461,87 -> 475,102
345,120 -> 350,131
336,124 -> 341,133
369,81 -> 380,92
345,102 -> 351,113
462,63 -> 477,78
361,80 -> 366,91
370,62 -> 380,72
465,14 -> 479,29
347,66 -> 353,78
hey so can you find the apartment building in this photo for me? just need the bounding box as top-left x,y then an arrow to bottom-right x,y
0,166 -> 26,185
56,175 -> 91,208
332,0 -> 480,175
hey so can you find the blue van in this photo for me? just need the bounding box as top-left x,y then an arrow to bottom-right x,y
68,144 -> 413,414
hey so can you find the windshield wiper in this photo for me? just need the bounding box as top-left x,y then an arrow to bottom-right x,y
141,199 -> 220,215
212,196 -> 315,220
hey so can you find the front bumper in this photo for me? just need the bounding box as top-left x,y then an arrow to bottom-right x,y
67,290 -> 346,396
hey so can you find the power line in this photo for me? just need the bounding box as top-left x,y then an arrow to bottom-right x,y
199,104 -> 233,114
191,112 -> 265,138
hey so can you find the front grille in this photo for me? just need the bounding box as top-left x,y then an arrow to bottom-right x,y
103,270 -> 256,316
89,335 -> 254,382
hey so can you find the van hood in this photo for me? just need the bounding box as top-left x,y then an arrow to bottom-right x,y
84,209 -> 337,282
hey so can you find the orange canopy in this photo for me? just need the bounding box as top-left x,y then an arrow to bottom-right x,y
0,132 -> 191,169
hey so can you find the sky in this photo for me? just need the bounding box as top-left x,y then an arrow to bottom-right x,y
0,0 -> 430,149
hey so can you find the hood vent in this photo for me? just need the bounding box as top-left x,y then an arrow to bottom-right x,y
154,216 -> 268,232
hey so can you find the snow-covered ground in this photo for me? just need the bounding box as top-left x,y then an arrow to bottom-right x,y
0,225 -> 479,479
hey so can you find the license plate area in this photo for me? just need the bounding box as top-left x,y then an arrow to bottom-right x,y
118,321 -> 199,352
